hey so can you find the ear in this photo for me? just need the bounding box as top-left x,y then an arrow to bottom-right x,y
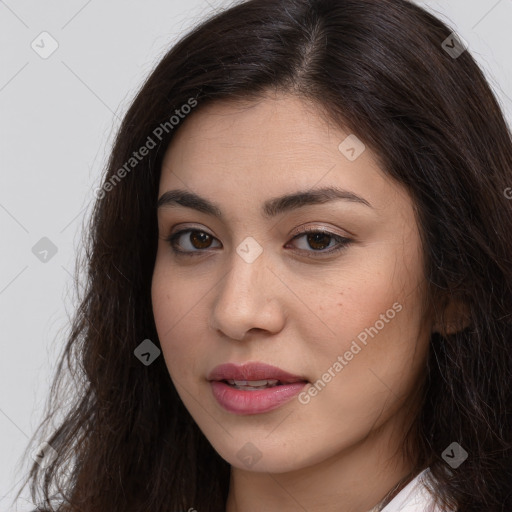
432,296 -> 471,335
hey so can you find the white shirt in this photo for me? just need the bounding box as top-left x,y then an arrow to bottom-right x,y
380,468 -> 449,512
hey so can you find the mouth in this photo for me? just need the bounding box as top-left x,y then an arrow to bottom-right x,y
207,361 -> 308,385
207,362 -> 309,414
221,378 -> 301,390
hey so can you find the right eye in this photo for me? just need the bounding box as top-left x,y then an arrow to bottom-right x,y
164,229 -> 222,256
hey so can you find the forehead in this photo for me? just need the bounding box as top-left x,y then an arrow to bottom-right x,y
159,91 -> 411,217
162,92 -> 350,169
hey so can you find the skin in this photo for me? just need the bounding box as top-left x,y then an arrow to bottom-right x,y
151,90 -> 440,512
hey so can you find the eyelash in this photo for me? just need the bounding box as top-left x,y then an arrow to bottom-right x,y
163,226 -> 352,258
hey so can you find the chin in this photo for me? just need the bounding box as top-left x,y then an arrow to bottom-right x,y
207,433 -> 327,474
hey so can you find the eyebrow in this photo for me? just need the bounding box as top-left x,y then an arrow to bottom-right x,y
157,186 -> 372,218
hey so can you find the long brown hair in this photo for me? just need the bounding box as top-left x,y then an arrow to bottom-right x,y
17,0 -> 512,510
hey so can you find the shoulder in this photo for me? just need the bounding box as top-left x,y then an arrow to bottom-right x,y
381,468 -> 454,512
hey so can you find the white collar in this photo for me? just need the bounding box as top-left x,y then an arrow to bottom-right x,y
380,468 -> 445,512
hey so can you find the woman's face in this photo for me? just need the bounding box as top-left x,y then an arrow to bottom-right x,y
151,91 -> 433,473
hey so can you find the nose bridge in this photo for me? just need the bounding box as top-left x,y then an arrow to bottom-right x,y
210,244 -> 284,340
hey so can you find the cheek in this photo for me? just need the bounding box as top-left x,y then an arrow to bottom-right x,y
151,264 -> 207,376
297,281 -> 429,438
308,269 -> 403,355
306,243 -> 429,380
151,266 -> 175,338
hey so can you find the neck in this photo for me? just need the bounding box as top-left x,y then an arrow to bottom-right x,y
225,418 -> 419,512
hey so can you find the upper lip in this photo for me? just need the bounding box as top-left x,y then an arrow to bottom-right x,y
207,362 -> 308,383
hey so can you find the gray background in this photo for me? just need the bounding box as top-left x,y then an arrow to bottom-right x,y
1,0 -> 511,510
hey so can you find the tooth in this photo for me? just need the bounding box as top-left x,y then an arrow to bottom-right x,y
227,379 -> 279,386
236,379 -> 278,386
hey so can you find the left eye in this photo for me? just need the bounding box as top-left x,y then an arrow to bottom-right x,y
288,229 -> 350,253
165,228 -> 352,257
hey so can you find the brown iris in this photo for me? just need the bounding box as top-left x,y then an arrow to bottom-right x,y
305,232 -> 332,250
190,231 -> 213,249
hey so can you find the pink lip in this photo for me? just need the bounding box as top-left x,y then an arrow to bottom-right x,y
207,362 -> 306,383
207,362 -> 308,415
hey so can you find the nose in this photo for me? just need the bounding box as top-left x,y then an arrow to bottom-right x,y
209,249 -> 286,341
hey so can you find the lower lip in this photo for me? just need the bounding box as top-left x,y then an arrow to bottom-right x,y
210,381 -> 308,415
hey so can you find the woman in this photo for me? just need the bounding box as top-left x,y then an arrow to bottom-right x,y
18,0 -> 512,510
